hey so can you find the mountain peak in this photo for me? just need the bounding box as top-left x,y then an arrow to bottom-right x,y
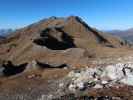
67,16 -> 81,20
4,16 -> 129,51
0,16 -> 130,62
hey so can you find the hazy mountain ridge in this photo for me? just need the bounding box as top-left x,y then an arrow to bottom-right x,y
0,29 -> 13,36
107,28 -> 133,42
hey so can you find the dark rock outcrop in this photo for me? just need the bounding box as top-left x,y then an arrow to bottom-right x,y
36,61 -> 67,69
2,61 -> 27,76
33,27 -> 76,50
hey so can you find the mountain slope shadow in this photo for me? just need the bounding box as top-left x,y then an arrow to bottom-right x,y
36,61 -> 67,69
33,28 -> 76,50
2,61 -> 28,76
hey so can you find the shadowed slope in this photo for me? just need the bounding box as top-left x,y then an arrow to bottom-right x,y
33,27 -> 76,50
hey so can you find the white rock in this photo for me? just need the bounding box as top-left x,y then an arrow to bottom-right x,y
104,64 -> 124,80
68,83 -> 76,92
121,68 -> 133,85
121,75 -> 133,86
93,84 -> 103,89
67,62 -> 133,92
76,82 -> 84,90
101,80 -> 108,84
59,83 -> 64,87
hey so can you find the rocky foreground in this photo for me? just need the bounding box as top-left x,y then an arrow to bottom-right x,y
46,58 -> 133,100
0,56 -> 133,100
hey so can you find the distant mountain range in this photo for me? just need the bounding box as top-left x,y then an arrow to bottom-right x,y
0,29 -> 13,37
0,36 -> 5,40
107,28 -> 133,42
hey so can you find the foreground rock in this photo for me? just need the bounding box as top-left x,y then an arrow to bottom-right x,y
34,62 -> 133,99
66,63 -> 133,93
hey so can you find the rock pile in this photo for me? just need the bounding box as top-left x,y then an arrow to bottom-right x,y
66,63 -> 133,92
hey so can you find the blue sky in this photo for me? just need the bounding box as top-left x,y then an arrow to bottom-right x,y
0,0 -> 133,30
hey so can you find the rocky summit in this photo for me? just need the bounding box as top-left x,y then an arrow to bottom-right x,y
0,16 -> 133,100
